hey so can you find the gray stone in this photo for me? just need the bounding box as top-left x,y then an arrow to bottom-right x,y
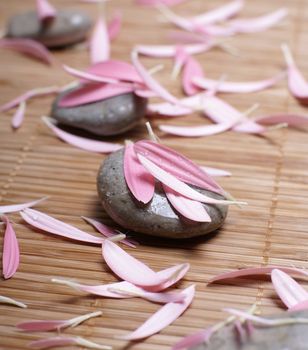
7,10 -> 92,48
51,89 -> 148,136
97,149 -> 228,239
189,310 -> 308,350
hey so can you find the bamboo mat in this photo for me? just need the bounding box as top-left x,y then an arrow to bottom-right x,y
1,0 -> 308,349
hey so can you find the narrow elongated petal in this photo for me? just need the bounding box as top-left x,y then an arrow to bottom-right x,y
271,269 -> 308,309
255,113 -> 308,126
0,197 -> 47,214
82,216 -> 137,248
172,46 -> 189,79
90,15 -> 110,64
42,117 -> 122,153
172,328 -> 213,350
209,266 -> 308,283
11,101 -> 26,129
36,0 -> 56,23
2,215 -> 20,279
182,56 -> 204,96
134,140 -> 223,194
63,65 -> 120,84
0,38 -> 54,65
58,83 -> 133,107
136,0 -> 188,6
228,8 -> 288,33
163,185 -> 211,222
200,166 -> 231,177
0,295 -> 27,308
148,102 -> 192,116
20,208 -> 105,244
193,73 -> 285,94
203,96 -> 243,124
17,311 -> 102,332
118,285 -> 195,340
108,11 -> 122,40
137,154 -> 242,205
232,120 -> 266,134
124,143 -> 155,204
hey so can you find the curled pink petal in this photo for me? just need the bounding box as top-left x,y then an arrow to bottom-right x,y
0,38 -> 53,65
118,285 -> 195,340
228,8 -> 288,33
42,117 -> 122,153
172,327 -> 213,350
2,215 -> 20,279
209,266 -> 308,283
163,185 -> 211,222
36,0 -> 56,23
82,216 -> 137,248
11,101 -> 26,129
90,15 -> 110,64
182,56 -> 204,96
108,11 -> 122,40
20,208 -> 105,244
124,143 -> 155,204
255,113 -> 308,126
134,140 -> 223,194
200,166 -> 231,177
0,197 -> 47,214
271,269 -> 308,309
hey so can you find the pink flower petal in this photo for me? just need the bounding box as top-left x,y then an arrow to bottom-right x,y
193,72 -> 285,94
288,300 -> 308,312
203,96 -> 243,124
172,46 -> 189,79
163,185 -> 211,222
147,102 -> 192,116
20,208 -> 105,244
137,154 -> 241,205
102,240 -> 188,290
2,215 -> 19,280
108,11 -> 122,40
90,15 -> 110,64
200,166 -> 231,177
36,0 -> 56,23
282,44 -> 308,104
134,140 -> 223,194
228,8 -> 288,33
0,38 -> 53,65
11,101 -> 26,129
58,83 -> 133,107
118,285 -> 195,340
182,56 -> 204,96
255,113 -> 308,126
0,197 -> 47,214
136,0 -> 188,6
124,143 -> 155,204
0,86 -> 59,113
172,327 -> 213,350
232,120 -> 266,134
42,117 -> 122,153
82,216 -> 137,248
271,269 -> 308,309
209,266 -> 308,283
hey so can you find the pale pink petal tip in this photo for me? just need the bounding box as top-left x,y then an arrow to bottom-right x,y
172,327 -> 213,350
42,117 -> 122,154
0,197 -> 47,214
2,215 -> 20,279
90,15 -> 110,64
0,295 -> 27,308
108,11 -> 122,41
11,101 -> 26,129
118,285 -> 195,341
36,0 -> 57,23
29,336 -> 111,349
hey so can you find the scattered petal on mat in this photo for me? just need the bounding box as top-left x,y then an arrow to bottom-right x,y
172,327 -> 213,350
42,117 -> 122,153
163,185 -> 211,222
209,266 -> 308,283
0,85 -> 59,112
36,0 -> 56,23
289,300 -> 308,312
232,119 -> 266,134
102,240 -> 188,290
182,56 -> 204,96
134,140 -> 223,194
136,0 -> 188,6
147,101 -> 192,116
29,336 -> 111,350
2,215 -> 19,279
17,311 -> 102,332
282,44 -> 308,104
172,46 -> 188,79
255,113 -> 308,127
271,269 -> 308,309
124,143 -> 155,204
58,83 -> 133,107
228,8 -> 288,33
82,216 -> 137,248
20,208 -> 106,244
108,11 -> 122,40
63,65 -> 120,84
0,38 -> 54,65
11,101 -> 26,129
200,166 -> 231,177
0,197 -> 47,214
193,72 -> 285,94
0,295 -> 27,308
137,154 -> 243,205
118,285 -> 195,340
90,14 -> 110,64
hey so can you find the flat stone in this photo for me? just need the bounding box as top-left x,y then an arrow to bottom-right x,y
51,89 -> 148,136
97,149 -> 228,239
189,310 -> 308,350
7,10 -> 92,48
